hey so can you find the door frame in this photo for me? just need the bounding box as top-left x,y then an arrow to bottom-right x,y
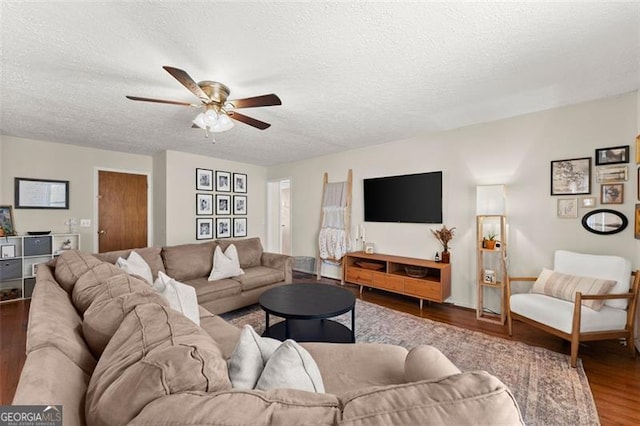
266,177 -> 292,255
93,167 -> 153,253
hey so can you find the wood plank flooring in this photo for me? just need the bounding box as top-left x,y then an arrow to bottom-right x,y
1,273 -> 638,425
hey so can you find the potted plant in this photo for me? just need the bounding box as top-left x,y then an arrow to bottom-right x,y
484,231 -> 498,250
431,225 -> 455,263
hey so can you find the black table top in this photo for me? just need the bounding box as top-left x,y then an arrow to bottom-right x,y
259,283 -> 355,320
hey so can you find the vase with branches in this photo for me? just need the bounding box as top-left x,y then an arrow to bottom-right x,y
431,225 -> 455,263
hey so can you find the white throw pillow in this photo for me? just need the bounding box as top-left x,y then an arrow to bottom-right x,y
255,339 -> 325,393
208,244 -> 244,281
116,251 -> 153,284
152,271 -> 200,325
227,325 -> 281,389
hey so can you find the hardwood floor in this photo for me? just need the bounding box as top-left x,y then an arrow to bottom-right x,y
1,273 -> 638,425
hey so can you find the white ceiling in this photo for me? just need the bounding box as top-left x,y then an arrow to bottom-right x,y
1,2 -> 639,166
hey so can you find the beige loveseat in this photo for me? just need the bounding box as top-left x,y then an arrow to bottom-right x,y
13,250 -> 524,425
94,237 -> 292,314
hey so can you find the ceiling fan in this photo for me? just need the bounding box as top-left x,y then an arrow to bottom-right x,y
126,66 -> 281,137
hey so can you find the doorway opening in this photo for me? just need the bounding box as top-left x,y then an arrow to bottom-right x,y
267,178 -> 291,255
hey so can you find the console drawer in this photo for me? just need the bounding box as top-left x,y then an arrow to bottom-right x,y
373,272 -> 404,292
0,259 -> 22,281
404,278 -> 441,301
346,268 -> 373,285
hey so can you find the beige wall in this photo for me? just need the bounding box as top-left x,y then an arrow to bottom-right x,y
269,91 -> 639,309
153,150 -> 168,246
163,150 -> 267,246
0,136 -> 153,251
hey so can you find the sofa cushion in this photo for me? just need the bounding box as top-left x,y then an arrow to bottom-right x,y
162,241 -> 217,281
256,340 -> 325,393
54,250 -> 103,293
340,371 -> 524,425
116,250 -> 154,284
228,325 -> 281,389
83,291 -> 168,357
72,267 -> 142,314
152,271 -> 200,325
185,277 -> 241,299
95,247 -> 165,281
235,266 -> 286,291
217,237 -> 263,269
208,244 -> 244,281
86,303 -> 231,426
129,390 -> 341,425
404,345 -> 461,382
200,314 -> 242,359
26,270 -> 97,375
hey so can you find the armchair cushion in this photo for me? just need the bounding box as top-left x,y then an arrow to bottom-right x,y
530,268 -> 615,311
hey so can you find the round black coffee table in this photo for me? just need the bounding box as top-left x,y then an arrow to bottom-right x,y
259,283 -> 355,343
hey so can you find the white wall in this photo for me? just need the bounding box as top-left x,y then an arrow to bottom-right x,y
163,150 -> 268,246
268,91 -> 639,309
153,150 -> 168,246
0,136 -> 153,251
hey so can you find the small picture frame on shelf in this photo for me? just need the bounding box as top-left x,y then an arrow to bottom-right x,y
557,198 -> 578,218
233,173 -> 247,193
1,244 -> 16,258
233,195 -> 247,215
581,196 -> 596,208
595,145 -> 629,166
196,168 -> 213,191
216,194 -> 231,215
216,218 -> 232,238
196,193 -> 213,215
601,183 -> 624,204
196,218 -> 213,240
32,263 -> 40,277
215,171 -> 231,192
233,217 -> 247,237
0,205 -> 16,236
483,269 -> 496,284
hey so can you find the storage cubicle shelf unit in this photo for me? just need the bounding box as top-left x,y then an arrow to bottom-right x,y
0,234 -> 80,302
344,251 -> 451,309
476,215 -> 508,324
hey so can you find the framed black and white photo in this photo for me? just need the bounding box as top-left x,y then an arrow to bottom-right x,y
216,217 -> 231,238
595,145 -> 629,166
557,198 -> 578,218
1,244 -> 16,259
601,183 -> 624,204
550,157 -> 591,195
233,217 -> 247,237
196,218 -> 213,240
233,195 -> 247,215
196,193 -> 213,215
216,194 -> 231,215
196,168 -> 213,191
233,173 -> 247,193
32,263 -> 40,276
215,170 -> 231,192
15,177 -> 69,209
596,165 -> 628,183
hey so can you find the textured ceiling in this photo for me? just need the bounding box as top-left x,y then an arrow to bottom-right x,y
1,2 -> 639,166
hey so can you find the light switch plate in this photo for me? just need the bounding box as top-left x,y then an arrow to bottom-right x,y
80,219 -> 91,227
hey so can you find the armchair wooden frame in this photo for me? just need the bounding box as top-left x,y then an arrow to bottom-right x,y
506,271 -> 640,367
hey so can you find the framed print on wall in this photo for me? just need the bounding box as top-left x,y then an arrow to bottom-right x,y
233,195 -> 247,215
0,205 -> 16,236
233,173 -> 247,193
581,196 -> 596,208
215,171 -> 231,192
215,194 -> 231,215
233,217 -> 247,237
596,165 -> 628,183
216,218 -> 231,238
550,157 -> 591,195
196,168 -> 213,191
557,198 -> 578,218
595,145 -> 629,166
196,193 -> 213,215
635,204 -> 640,239
196,218 -> 213,240
601,183 -> 624,204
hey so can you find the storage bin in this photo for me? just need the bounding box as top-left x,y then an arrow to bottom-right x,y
24,236 -> 52,256
293,256 -> 315,274
0,258 -> 22,281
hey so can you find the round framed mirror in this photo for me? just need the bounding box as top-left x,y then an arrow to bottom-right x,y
581,209 -> 628,235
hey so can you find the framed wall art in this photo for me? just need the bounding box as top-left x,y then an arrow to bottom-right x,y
1,244 -> 16,258
582,209 -> 627,235
636,204 -> 640,239
215,194 -> 231,215
596,165 -> 628,183
550,157 -> 591,195
581,196 -> 596,208
196,218 -> 213,240
557,198 -> 578,218
233,195 -> 247,215
216,218 -> 231,238
233,173 -> 247,193
600,183 -> 624,204
215,171 -> 231,192
0,205 -> 16,235
233,217 -> 247,238
196,193 -> 213,215
196,168 -> 213,191
595,145 -> 629,166
636,135 -> 640,164
15,177 -> 69,209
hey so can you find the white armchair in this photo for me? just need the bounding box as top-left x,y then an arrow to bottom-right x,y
507,250 -> 639,367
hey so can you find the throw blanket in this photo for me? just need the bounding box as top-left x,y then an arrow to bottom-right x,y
319,181 -> 350,261
319,228 -> 348,261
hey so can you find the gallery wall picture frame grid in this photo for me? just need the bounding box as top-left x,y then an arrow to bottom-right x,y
233,195 -> 247,215
595,145 -> 630,166
550,157 -> 591,196
196,218 -> 214,240
600,183 -> 624,204
233,173 -> 248,193
215,194 -> 231,215
216,217 -> 232,238
596,165 -> 628,183
233,217 -> 247,237
215,171 -> 232,192
196,168 -> 214,191
196,193 -> 213,216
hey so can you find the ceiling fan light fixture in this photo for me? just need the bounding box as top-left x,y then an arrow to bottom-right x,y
212,113 -> 234,132
203,109 -> 218,127
192,112 -> 207,129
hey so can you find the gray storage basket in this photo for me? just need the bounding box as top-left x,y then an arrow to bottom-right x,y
293,256 -> 315,274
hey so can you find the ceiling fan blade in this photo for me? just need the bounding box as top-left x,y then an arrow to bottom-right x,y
229,111 -> 271,130
126,95 -> 197,107
162,66 -> 211,102
228,94 -> 282,109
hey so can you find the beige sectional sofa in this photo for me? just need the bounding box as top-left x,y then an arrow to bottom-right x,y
13,248 -> 524,425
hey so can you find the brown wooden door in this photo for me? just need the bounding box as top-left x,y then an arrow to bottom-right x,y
98,171 -> 148,252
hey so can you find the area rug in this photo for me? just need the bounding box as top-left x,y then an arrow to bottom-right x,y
222,299 -> 599,426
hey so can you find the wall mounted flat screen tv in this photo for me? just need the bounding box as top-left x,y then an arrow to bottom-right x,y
363,171 -> 442,223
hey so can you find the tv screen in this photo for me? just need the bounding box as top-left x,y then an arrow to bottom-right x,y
363,171 -> 442,223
